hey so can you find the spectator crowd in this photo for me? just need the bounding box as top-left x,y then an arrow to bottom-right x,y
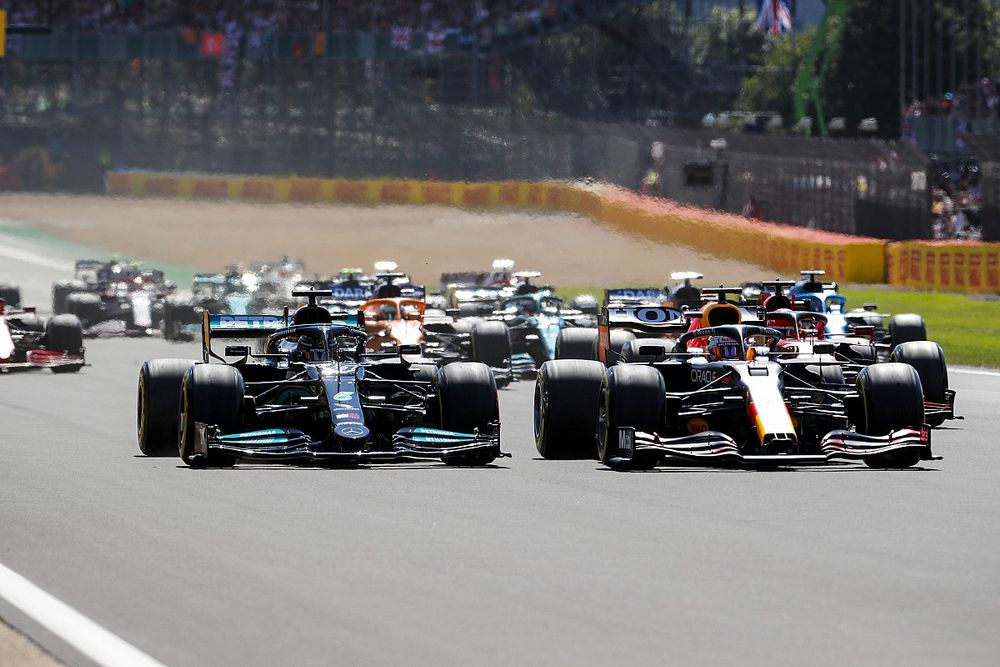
1,1 -> 578,49
929,156 -> 984,240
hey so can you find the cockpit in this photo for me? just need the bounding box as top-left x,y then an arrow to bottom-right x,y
265,326 -> 366,363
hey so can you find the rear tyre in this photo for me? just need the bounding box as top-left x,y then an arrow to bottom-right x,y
9,313 -> 45,333
857,363 -> 924,469
179,364 -> 243,467
889,314 -> 927,347
555,328 -> 598,360
470,320 -> 512,368
606,330 -> 637,365
0,283 -> 21,307
534,359 -> 605,459
137,358 -> 197,456
52,280 -> 86,314
65,292 -> 102,328
436,362 -> 500,466
598,365 -> 665,470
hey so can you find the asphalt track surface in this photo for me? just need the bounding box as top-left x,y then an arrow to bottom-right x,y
3,253 -> 1000,667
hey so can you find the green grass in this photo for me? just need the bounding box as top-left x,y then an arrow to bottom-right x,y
556,285 -> 1000,368
842,288 -> 1000,368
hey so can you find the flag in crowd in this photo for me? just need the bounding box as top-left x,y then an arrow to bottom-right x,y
756,0 -> 793,34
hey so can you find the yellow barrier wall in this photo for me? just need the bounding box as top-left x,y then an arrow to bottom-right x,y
886,241 -> 1000,293
103,170 -> 993,291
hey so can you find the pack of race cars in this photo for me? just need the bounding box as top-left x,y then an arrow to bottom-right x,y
0,257 -> 960,471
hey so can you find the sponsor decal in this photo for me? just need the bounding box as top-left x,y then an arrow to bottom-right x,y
607,288 -> 665,301
333,409 -> 362,420
608,307 -> 683,324
333,391 -> 354,402
686,418 -> 710,434
330,286 -> 372,299
690,368 -> 719,384
617,428 -> 635,456
334,423 -> 369,440
210,314 -> 284,329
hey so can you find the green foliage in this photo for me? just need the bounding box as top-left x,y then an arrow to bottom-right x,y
736,27 -> 815,122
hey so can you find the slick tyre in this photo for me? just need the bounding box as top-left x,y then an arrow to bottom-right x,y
470,320 -> 512,369
138,358 -> 197,456
52,280 -> 86,314
889,314 -> 927,347
65,292 -> 102,328
10,313 -> 45,333
0,283 -> 21,308
598,365 -> 665,470
892,341 -> 949,426
534,359 -> 605,459
436,362 -> 500,466
857,363 -> 924,469
46,315 -> 85,373
555,328 -> 598,360
606,330 -> 637,366
179,364 -> 243,467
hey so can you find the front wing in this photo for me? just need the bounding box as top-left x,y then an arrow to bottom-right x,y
192,422 -> 506,465
0,350 -> 85,372
606,425 -> 934,468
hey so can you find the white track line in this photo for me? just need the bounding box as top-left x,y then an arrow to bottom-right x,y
0,245 -> 72,272
952,367 -> 1000,377
0,562 -> 166,667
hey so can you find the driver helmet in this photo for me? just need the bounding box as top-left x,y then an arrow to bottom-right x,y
294,336 -> 326,362
706,335 -> 741,361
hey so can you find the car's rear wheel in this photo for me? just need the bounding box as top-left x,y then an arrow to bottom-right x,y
598,365 -> 665,470
52,280 -> 86,314
65,292 -> 102,328
889,314 -> 927,347
0,283 -> 21,308
534,359 -> 605,459
857,363 -> 924,469
9,313 -> 45,333
606,330 -> 637,365
471,320 -> 512,369
46,315 -> 85,373
555,328 -> 598,360
179,364 -> 243,467
138,358 -> 197,456
436,362 -> 499,466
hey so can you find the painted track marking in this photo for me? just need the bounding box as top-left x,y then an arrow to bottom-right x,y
0,562 -> 166,667
952,368 -> 1000,377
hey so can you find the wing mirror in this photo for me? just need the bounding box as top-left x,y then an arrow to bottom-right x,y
813,342 -> 836,355
225,345 -> 251,357
397,344 -> 421,355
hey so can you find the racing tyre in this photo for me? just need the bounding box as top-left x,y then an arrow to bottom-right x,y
137,358 -> 197,456
471,321 -> 512,369
570,293 -> 598,315
620,338 -> 676,364
65,292 -> 102,328
46,315 -> 85,373
0,283 -> 21,307
52,280 -> 86,314
436,362 -> 500,466
892,341 -> 949,424
607,330 -> 637,365
534,360 -> 605,459
857,363 -> 924,469
889,314 -> 927,347
179,364 -> 243,467
555,328 -> 598,360
598,365 -> 665,470
408,363 -> 439,383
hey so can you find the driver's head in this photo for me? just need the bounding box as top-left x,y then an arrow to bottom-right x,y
294,336 -> 325,362
706,335 -> 740,361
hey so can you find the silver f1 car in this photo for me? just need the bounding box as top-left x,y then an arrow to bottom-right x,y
137,292 -> 504,467
534,305 -> 935,470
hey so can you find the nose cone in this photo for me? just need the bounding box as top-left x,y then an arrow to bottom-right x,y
334,423 -> 370,443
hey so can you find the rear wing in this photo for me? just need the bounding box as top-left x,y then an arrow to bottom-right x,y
440,271 -> 489,287
604,288 -> 669,305
597,305 -> 686,365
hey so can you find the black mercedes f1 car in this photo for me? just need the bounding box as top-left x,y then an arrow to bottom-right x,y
137,292 -> 504,467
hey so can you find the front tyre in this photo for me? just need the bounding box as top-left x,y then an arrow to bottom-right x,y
137,358 -> 197,456
179,364 -> 243,467
534,360 -> 605,459
435,362 -> 500,466
598,365 -> 665,470
857,363 -> 924,469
